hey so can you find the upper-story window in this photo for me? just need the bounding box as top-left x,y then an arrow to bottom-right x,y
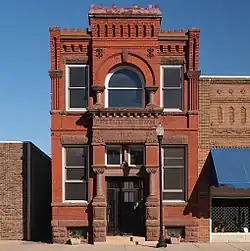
105,67 -> 144,108
161,65 -> 183,111
66,65 -> 89,110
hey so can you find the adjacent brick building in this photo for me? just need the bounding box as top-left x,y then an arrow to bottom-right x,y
0,141 -> 52,241
49,4 -> 250,244
198,76 -> 250,242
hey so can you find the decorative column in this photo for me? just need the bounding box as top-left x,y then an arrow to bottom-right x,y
187,70 -> 201,112
145,86 -> 159,107
92,167 -> 107,242
92,85 -> 105,108
145,167 -> 159,241
48,70 -> 63,110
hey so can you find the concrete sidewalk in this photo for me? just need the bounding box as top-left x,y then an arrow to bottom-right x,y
1,241 -> 250,251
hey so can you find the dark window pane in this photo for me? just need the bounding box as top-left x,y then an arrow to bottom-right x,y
164,148 -> 185,158
163,191 -> 184,201
164,157 -> 184,166
70,89 -> 88,108
66,168 -> 86,180
65,182 -> 88,200
109,69 -> 143,88
109,90 -> 143,108
107,147 -> 121,165
130,147 -> 144,165
163,67 -> 182,87
163,89 -> 182,109
163,168 -> 184,190
66,148 -> 87,166
69,67 -> 88,87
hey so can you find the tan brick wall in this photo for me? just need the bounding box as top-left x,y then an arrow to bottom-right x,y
198,77 -> 250,242
0,143 -> 23,240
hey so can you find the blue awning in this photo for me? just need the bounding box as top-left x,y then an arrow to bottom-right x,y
211,148 -> 250,189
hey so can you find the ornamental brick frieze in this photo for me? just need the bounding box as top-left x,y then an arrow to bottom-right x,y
87,108 -> 163,119
211,97 -> 250,103
211,128 -> 250,135
92,116 -> 158,129
92,129 -> 157,144
60,135 -> 88,145
160,57 -> 185,65
63,56 -> 88,64
163,135 -> 188,144
93,167 -> 105,174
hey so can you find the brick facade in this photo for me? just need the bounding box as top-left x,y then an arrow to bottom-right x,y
198,76 -> 250,241
49,4 -> 202,244
0,142 -> 52,241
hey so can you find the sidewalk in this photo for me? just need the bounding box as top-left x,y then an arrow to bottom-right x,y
1,241 -> 250,251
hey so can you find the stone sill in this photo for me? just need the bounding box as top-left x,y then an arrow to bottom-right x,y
163,201 -> 187,207
52,202 -> 88,207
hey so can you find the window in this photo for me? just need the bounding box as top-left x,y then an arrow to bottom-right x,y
105,67 -> 144,108
66,65 -> 89,110
105,145 -> 144,166
128,146 -> 144,166
63,146 -> 88,202
162,146 -> 186,201
106,146 -> 122,166
161,66 -> 183,111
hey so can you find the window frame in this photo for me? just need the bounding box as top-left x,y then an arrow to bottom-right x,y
128,145 -> 145,168
105,145 -> 123,167
65,64 -> 89,111
160,65 -> 184,112
62,145 -> 89,203
105,145 -> 145,167
104,66 -> 145,108
161,145 -> 188,202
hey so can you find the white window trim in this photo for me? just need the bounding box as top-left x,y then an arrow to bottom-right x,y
65,64 -> 89,112
160,65 -> 184,112
104,66 -> 145,108
62,146 -> 89,203
161,147 -> 186,202
128,145 -> 145,168
105,145 -> 123,167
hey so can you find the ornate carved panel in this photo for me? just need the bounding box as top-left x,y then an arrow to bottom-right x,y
163,136 -> 188,144
92,116 -> 158,129
61,135 -> 88,145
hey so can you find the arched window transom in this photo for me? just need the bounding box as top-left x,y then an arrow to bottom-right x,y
105,67 -> 144,108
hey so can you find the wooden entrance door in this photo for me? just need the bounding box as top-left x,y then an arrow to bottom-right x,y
107,177 -> 145,236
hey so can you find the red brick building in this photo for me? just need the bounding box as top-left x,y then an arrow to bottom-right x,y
49,4 -> 201,244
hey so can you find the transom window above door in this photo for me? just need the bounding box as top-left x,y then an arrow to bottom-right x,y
105,67 -> 145,108
105,145 -> 145,167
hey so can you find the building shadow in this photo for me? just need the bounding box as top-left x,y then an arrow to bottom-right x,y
184,152 -> 215,219
22,142 -> 52,243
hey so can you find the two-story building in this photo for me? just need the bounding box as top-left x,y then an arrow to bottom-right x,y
49,4 -> 205,244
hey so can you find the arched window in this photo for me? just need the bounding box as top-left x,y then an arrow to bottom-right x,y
105,67 -> 144,108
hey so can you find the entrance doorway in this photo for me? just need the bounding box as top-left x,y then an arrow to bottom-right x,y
106,177 -> 145,236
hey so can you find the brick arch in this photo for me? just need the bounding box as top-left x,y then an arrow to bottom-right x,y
96,52 -> 155,86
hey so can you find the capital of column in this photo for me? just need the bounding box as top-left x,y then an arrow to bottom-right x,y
93,167 -> 106,174
187,70 -> 201,80
146,166 -> 158,174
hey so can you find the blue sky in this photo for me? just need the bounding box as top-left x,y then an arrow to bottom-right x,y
0,0 -> 249,155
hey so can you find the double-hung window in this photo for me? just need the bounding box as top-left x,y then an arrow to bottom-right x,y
161,65 -> 183,111
63,146 -> 88,202
66,65 -> 89,110
162,146 -> 187,201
